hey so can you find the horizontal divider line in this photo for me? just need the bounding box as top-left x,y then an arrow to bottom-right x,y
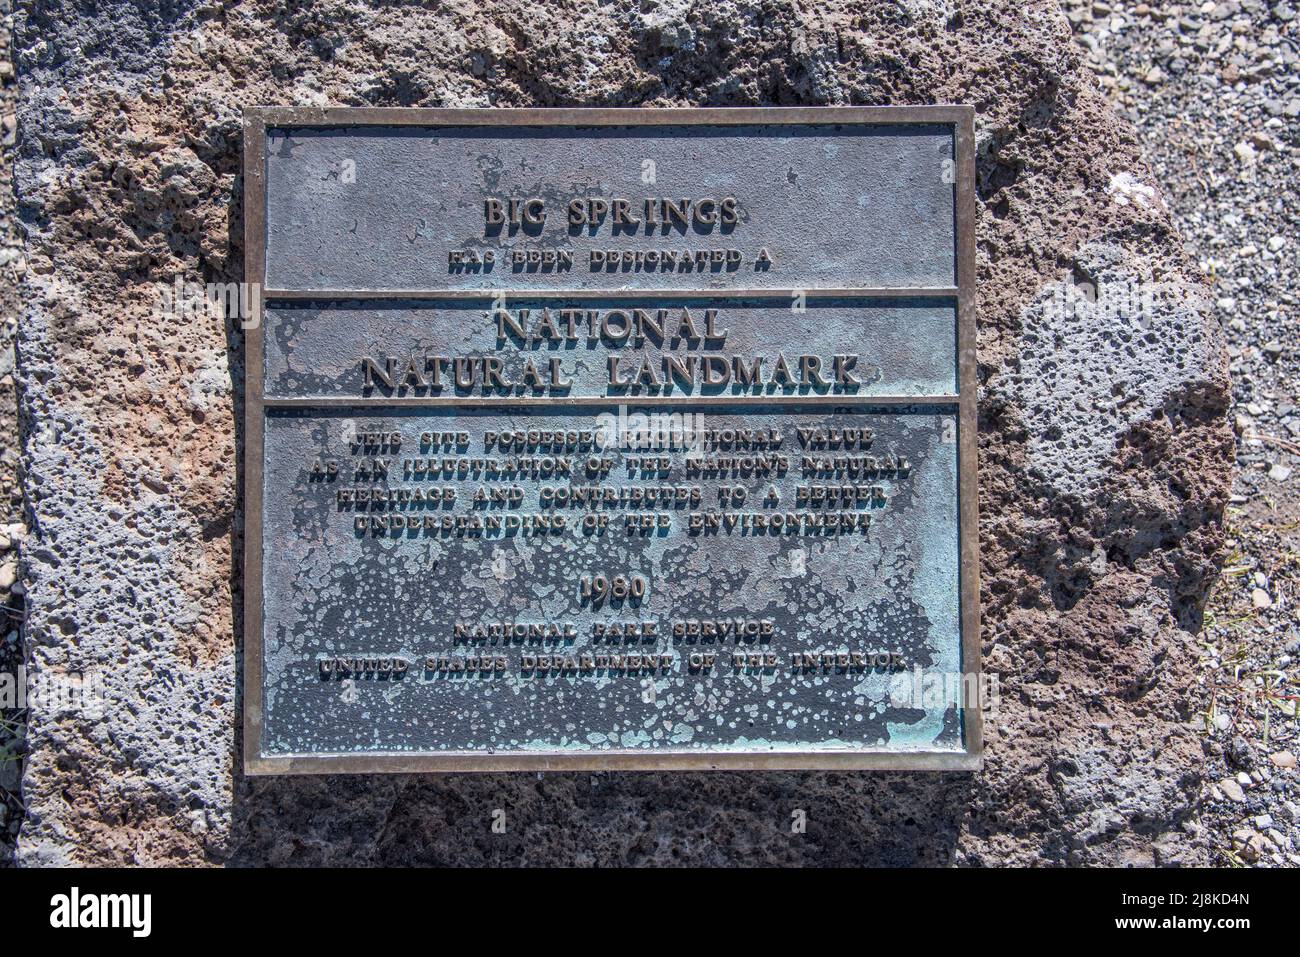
261,287 -> 960,301
261,394 -> 961,409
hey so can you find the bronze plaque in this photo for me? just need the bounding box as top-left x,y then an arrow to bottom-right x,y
243,107 -> 980,773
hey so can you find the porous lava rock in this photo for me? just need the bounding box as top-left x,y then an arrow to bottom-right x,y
12,0 -> 1230,865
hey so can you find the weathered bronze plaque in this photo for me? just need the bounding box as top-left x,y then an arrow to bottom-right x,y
243,107 -> 980,773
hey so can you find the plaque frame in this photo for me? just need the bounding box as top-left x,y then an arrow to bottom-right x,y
242,106 -> 981,774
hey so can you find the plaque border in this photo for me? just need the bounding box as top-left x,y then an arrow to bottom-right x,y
241,106 -> 982,774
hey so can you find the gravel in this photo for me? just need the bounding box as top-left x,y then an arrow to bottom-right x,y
1064,0 -> 1300,866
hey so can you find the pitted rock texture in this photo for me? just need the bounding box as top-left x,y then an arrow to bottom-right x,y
13,0 -> 1231,865
990,241 -> 1218,503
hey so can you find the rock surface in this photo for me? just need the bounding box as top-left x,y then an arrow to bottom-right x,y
0,0 -> 24,869
12,0 -> 1231,865
1063,0 -> 1300,868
